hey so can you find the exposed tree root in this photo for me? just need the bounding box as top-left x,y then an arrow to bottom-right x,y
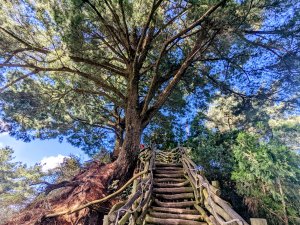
4,161 -> 119,225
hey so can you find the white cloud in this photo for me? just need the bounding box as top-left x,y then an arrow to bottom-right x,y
0,133 -> 9,148
0,132 -> 9,137
40,154 -> 69,172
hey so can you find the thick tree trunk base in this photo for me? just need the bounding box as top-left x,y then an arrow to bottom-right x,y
4,160 -> 130,225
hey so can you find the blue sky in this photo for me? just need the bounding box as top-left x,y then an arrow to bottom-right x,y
0,132 -> 88,166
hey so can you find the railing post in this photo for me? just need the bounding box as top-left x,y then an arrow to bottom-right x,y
103,215 -> 109,225
250,218 -> 268,225
212,180 -> 220,189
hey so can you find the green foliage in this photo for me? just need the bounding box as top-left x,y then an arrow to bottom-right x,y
45,154 -> 82,184
188,113 -> 237,180
143,112 -> 184,150
0,147 -> 85,223
0,0 -> 299,158
232,132 -> 300,224
0,147 -> 43,224
188,102 -> 300,224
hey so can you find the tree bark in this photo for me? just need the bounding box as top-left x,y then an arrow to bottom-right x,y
111,130 -> 124,161
114,74 -> 142,182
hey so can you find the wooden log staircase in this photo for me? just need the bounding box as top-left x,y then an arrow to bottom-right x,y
103,147 -> 249,225
146,161 -> 206,225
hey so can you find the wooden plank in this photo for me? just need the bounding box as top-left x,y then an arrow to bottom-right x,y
145,215 -> 207,225
250,218 -> 268,225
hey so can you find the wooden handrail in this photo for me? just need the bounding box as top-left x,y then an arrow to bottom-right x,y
179,147 -> 249,225
104,147 -> 155,225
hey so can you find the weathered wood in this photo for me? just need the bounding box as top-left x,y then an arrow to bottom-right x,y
204,201 -> 226,224
203,189 -> 249,225
211,181 -> 220,189
151,206 -> 198,215
153,187 -> 193,193
118,212 -> 130,225
250,218 -> 268,225
136,184 -> 152,211
155,192 -> 194,200
194,204 -> 215,225
154,199 -> 196,208
154,169 -> 184,174
209,215 -> 221,225
202,190 -> 234,223
155,162 -> 182,167
154,180 -> 189,187
154,178 -> 186,182
204,199 -> 234,223
156,166 -> 184,170
154,173 -> 184,178
208,184 -> 221,196
145,215 -> 207,225
103,215 -> 109,225
149,211 -> 203,220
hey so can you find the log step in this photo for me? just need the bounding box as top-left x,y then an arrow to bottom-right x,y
153,187 -> 193,193
149,211 -> 203,220
156,162 -> 182,167
154,199 -> 196,208
154,173 -> 184,178
155,192 -> 194,200
151,206 -> 199,215
154,178 -> 186,183
154,169 -> 184,174
145,215 -> 207,225
156,166 -> 184,170
154,180 -> 189,187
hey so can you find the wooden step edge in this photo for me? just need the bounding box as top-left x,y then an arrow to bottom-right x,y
154,166 -> 184,170
154,169 -> 184,174
154,192 -> 194,200
145,215 -> 208,225
153,187 -> 194,193
155,162 -> 182,167
154,173 -> 184,178
154,180 -> 190,187
154,199 -> 196,208
151,206 -> 199,215
154,178 -> 186,183
149,211 -> 203,221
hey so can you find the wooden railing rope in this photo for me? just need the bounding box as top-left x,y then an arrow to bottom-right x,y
178,146 -> 249,225
103,147 -> 155,225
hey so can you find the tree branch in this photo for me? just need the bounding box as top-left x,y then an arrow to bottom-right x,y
0,27 -> 49,54
84,0 -> 128,60
70,56 -> 128,78
142,44 -> 203,127
73,88 -> 124,107
154,0 -> 226,75
133,0 -> 163,70
0,63 -> 126,100
0,70 -> 38,93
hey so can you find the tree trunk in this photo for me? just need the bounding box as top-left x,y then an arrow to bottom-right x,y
111,130 -> 124,161
114,76 -> 142,182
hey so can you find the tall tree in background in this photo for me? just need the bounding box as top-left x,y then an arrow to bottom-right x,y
187,95 -> 300,224
0,0 -> 299,223
0,147 -> 42,224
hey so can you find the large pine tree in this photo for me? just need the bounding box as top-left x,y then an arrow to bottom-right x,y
0,0 -> 299,223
